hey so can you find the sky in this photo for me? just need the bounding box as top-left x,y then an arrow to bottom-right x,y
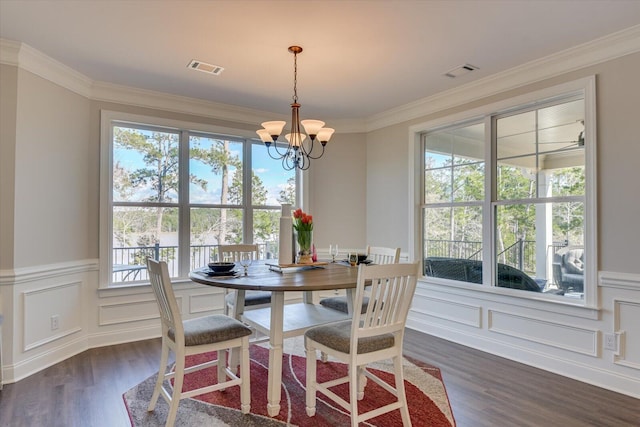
113,127 -> 294,206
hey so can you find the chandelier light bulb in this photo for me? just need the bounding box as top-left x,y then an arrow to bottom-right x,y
261,121 -> 286,139
316,127 -> 335,144
285,132 -> 307,147
300,120 -> 325,140
256,129 -> 273,144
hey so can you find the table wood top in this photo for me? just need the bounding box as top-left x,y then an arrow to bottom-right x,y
189,260 -> 359,292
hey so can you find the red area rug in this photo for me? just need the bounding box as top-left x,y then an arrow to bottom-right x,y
124,342 -> 455,426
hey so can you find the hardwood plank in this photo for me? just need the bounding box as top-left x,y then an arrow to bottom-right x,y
403,329 -> 640,427
1,330 -> 638,426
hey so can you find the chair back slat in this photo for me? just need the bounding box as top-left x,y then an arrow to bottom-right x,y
366,246 -> 401,265
352,262 -> 419,341
146,258 -> 183,340
218,244 -> 259,262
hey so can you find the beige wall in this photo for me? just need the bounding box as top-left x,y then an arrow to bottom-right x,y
0,64 -> 17,269
593,53 -> 640,273
365,122 -> 411,253
308,131 -> 367,252
1,45 -> 639,397
365,52 -> 640,397
366,51 -> 640,275
12,70 -> 91,268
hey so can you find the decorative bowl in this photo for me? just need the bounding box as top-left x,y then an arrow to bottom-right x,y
208,262 -> 235,273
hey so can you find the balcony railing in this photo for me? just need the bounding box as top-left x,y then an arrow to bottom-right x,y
426,239 -> 570,276
112,242 -> 277,283
426,239 -> 483,261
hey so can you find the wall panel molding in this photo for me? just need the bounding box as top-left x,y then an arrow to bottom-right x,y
600,271 -> 640,290
98,297 -> 166,326
613,298 -> 640,370
189,291 -> 222,314
23,281 -> 83,351
412,289 -> 482,328
488,309 -> 599,356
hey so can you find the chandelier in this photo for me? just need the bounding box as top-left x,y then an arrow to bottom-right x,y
256,46 -> 334,171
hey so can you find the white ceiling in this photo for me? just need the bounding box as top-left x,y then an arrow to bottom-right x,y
1,0 -> 640,121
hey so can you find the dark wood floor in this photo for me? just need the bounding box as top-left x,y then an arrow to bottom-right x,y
1,329 -> 638,426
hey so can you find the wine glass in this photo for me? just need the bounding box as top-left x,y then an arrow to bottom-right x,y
239,252 -> 252,276
329,244 -> 339,263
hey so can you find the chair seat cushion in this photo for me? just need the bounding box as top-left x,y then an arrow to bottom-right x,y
170,314 -> 252,346
305,320 -> 394,354
319,296 -> 369,314
225,291 -> 272,307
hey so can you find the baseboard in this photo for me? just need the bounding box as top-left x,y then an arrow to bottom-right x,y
5,335 -> 88,384
3,325 -> 160,384
87,325 -> 160,349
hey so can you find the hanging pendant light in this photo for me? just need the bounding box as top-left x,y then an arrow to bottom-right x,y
256,46 -> 334,171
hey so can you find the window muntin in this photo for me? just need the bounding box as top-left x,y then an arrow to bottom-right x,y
422,92 -> 589,301
107,121 -> 295,286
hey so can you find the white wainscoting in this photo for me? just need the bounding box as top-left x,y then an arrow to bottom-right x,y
412,287 -> 482,328
487,309 -> 599,357
2,260 -> 639,397
408,272 -> 640,398
98,297 -> 162,326
23,280 -> 83,351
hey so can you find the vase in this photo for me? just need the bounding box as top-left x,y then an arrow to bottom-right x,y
278,204 -> 293,265
297,250 -> 313,264
296,229 -> 313,264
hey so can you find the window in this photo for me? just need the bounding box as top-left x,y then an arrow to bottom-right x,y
420,78 -> 596,304
101,113 -> 295,286
423,122 -> 485,261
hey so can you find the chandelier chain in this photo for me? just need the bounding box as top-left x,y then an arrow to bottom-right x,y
292,50 -> 298,103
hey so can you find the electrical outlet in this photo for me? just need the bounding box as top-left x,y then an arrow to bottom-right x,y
604,333 -> 616,351
51,315 -> 59,331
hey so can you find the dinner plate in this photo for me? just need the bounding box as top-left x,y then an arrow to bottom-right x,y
341,259 -> 372,265
205,270 -> 239,277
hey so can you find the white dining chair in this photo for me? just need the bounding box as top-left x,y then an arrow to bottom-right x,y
319,245 -> 401,314
305,262 -> 420,427
146,258 -> 252,427
218,244 -> 272,315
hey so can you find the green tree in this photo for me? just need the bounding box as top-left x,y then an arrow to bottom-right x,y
552,167 -> 585,245
496,165 -> 536,262
278,176 -> 296,205
190,138 -> 241,244
114,128 -> 184,252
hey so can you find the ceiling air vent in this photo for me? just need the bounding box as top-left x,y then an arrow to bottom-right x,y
187,59 -> 224,76
444,63 -> 479,78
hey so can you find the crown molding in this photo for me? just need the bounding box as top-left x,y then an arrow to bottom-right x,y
0,39 -> 93,98
366,24 -> 640,131
91,80 -> 281,126
91,81 -> 368,133
3,24 -> 639,134
0,38 -> 20,64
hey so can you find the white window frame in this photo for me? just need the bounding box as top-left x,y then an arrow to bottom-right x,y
409,76 -> 598,309
99,110 -> 297,288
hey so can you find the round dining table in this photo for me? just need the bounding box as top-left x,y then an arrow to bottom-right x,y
189,260 -> 359,417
